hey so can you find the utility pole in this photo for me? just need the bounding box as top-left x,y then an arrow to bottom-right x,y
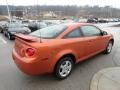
36,0 -> 39,19
6,0 -> 11,23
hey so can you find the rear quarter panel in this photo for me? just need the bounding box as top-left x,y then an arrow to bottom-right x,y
43,38 -> 86,71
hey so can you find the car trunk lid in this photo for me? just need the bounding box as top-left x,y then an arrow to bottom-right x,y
14,34 -> 40,57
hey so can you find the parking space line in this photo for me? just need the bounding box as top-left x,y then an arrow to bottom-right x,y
0,36 -> 7,44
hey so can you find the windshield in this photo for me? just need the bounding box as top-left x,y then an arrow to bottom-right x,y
30,25 -> 67,39
22,21 -> 29,23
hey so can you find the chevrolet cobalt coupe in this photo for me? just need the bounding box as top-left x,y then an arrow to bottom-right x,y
12,23 -> 114,79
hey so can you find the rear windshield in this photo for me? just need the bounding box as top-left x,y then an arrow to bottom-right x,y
30,25 -> 67,39
9,23 -> 24,28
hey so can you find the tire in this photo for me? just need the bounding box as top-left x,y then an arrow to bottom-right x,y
7,32 -> 12,40
0,29 -> 3,33
3,31 -> 7,37
54,57 -> 74,79
104,41 -> 113,54
1,30 -> 3,33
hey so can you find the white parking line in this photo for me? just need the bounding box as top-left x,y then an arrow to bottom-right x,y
0,36 -> 7,44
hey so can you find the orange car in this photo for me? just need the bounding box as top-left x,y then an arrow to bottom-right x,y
12,23 -> 114,79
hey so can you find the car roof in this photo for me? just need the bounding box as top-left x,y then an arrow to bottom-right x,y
65,22 -> 92,27
64,22 -> 93,32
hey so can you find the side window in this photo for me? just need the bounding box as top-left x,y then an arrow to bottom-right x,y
64,28 -> 82,38
81,26 -> 101,37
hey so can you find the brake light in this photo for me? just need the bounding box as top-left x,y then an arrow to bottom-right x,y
26,48 -> 35,56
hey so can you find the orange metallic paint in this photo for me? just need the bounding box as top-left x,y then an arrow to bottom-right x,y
12,23 -> 113,75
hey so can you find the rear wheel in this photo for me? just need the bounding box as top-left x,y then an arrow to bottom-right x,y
54,57 -> 74,79
7,32 -> 12,40
104,41 -> 113,54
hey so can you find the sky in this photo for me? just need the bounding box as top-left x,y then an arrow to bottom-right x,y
0,0 -> 120,8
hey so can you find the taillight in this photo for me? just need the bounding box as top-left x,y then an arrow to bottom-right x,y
26,48 -> 35,56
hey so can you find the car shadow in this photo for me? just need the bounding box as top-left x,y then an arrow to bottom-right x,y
20,52 -> 106,81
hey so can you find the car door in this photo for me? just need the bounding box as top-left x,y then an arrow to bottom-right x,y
63,28 -> 89,62
80,25 -> 106,57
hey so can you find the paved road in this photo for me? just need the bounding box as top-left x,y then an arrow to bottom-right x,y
0,25 -> 120,90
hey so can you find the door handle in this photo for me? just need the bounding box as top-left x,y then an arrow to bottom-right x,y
87,40 -> 93,45
88,40 -> 93,42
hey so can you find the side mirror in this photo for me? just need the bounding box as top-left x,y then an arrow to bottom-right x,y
102,31 -> 108,35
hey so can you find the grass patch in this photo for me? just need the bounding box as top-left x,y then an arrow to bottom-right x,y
0,15 -> 8,21
28,16 -> 62,20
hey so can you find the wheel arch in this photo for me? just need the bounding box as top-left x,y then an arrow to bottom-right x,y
52,51 -> 77,73
57,53 -> 76,64
109,38 -> 114,45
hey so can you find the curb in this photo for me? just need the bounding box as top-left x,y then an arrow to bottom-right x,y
90,67 -> 120,90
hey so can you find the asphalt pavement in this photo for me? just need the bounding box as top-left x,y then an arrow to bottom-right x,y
0,24 -> 120,90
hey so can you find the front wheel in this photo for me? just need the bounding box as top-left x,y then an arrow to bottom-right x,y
0,29 -> 3,33
54,57 -> 74,79
3,31 -> 7,36
104,41 -> 113,54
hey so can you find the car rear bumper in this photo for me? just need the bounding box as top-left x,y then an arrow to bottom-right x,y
12,48 -> 52,75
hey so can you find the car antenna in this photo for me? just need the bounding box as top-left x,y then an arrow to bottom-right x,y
36,0 -> 42,43
39,27 -> 42,43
